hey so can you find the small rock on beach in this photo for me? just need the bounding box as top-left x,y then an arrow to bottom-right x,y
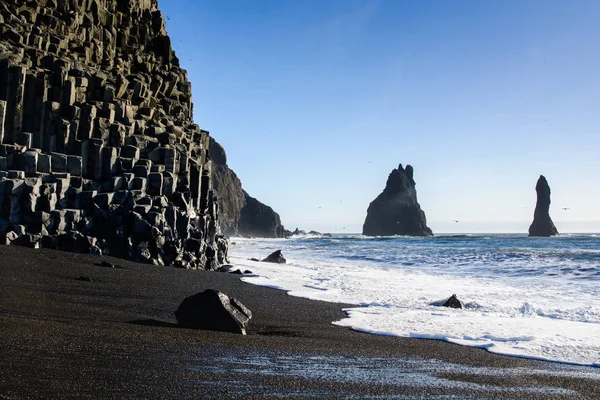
262,250 -> 286,264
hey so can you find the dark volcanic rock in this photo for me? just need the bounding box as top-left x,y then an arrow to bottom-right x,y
210,137 -> 286,238
292,228 -> 306,236
216,264 -> 234,273
363,164 -> 433,237
262,250 -> 286,264
209,138 -> 245,236
211,164 -> 246,236
528,175 -> 559,237
0,0 -> 227,269
442,294 -> 463,309
175,289 -> 252,335
94,261 -> 115,268
238,191 -> 286,238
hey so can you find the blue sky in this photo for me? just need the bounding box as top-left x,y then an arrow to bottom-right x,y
160,0 -> 600,233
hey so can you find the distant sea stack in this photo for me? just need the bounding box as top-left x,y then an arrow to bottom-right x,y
528,175 -> 559,237
210,138 -> 287,238
363,163 -> 433,237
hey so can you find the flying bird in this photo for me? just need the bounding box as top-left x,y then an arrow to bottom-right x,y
454,220 -> 459,223
561,207 -> 570,210
167,16 -> 171,20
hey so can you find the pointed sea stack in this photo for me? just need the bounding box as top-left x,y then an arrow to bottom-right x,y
528,175 -> 559,237
363,164 -> 433,236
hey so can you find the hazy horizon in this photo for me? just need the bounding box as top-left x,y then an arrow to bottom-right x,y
160,0 -> 600,234
281,220 -> 600,235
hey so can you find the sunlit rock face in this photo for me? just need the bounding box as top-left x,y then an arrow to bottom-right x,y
0,0 -> 227,269
528,175 -> 558,237
363,163 -> 433,237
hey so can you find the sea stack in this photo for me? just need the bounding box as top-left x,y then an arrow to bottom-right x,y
528,175 -> 559,237
363,163 -> 433,236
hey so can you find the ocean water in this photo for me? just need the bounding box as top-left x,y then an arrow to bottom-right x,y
229,233 -> 600,367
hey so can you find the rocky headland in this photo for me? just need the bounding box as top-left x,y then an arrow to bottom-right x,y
0,0 -> 289,267
363,163 -> 433,237
0,0 -> 229,268
210,137 -> 287,238
528,175 -> 559,237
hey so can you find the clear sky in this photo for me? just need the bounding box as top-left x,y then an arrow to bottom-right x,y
159,0 -> 600,233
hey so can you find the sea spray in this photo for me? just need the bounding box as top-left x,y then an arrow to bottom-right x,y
231,234 -> 600,366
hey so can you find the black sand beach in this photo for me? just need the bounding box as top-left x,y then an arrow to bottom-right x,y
1,245 -> 598,399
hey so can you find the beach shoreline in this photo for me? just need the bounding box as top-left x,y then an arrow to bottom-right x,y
1,245 -> 598,399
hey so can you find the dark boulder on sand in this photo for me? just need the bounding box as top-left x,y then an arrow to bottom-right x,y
528,175 -> 558,237
175,289 -> 252,335
262,250 -> 286,264
442,294 -> 463,309
363,164 -> 433,237
216,264 -> 234,273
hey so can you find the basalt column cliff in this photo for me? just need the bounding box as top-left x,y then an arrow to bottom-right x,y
0,0 -> 228,269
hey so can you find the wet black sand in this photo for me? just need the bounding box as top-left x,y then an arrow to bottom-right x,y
1,245 -> 598,399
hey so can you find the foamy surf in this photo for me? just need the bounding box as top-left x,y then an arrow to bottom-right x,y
231,234 -> 600,367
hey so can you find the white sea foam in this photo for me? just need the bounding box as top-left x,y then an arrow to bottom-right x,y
231,235 -> 600,366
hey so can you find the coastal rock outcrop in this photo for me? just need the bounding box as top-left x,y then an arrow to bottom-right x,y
175,289 -> 252,334
442,294 -> 463,309
209,137 -> 287,238
262,250 -> 286,264
528,175 -> 558,237
0,0 -> 225,268
290,228 -> 329,237
292,228 -> 306,236
363,164 -> 433,236
239,191 -> 287,238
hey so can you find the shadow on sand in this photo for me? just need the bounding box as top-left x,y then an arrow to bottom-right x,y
129,319 -> 180,328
